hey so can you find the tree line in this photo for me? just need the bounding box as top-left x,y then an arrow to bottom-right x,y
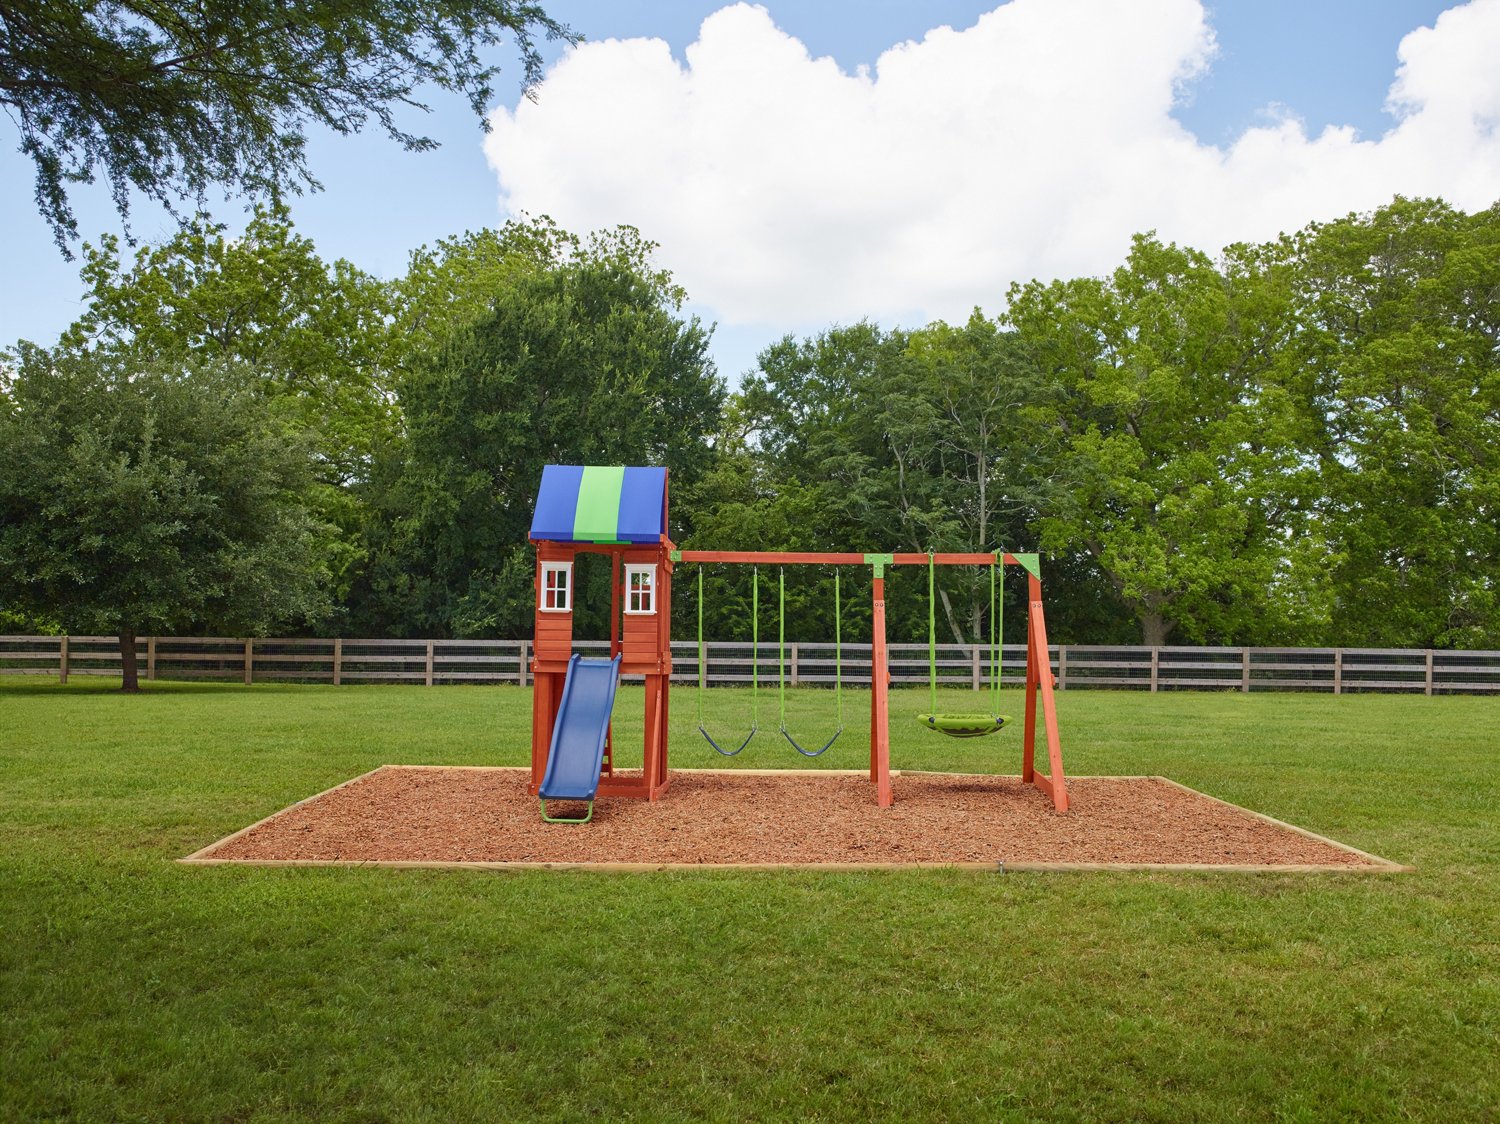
3,196 -> 1497,686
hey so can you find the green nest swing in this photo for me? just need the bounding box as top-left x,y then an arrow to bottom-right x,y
916,552 -> 1011,738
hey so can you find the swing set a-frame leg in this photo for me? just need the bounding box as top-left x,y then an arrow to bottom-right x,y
1023,572 -> 1069,812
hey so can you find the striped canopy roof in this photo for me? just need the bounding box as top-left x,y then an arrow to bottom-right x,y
529,465 -> 667,545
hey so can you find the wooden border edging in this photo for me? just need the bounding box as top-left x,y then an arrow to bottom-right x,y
1148,776 -> 1410,870
178,765 -> 392,863
178,769 -> 1411,874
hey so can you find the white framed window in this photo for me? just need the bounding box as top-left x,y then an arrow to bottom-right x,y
625,564 -> 657,615
541,562 -> 572,612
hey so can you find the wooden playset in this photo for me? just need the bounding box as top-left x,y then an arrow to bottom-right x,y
528,464 -> 1067,822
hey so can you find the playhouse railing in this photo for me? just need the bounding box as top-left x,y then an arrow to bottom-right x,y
4,635 -> 1500,695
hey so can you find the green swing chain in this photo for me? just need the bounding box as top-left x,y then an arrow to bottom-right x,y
697,567 -> 704,727
751,566 -> 758,727
927,552 -> 938,715
991,555 -> 1003,714
925,551 -> 1003,716
834,568 -> 842,729
697,565 -> 759,730
779,566 -> 842,731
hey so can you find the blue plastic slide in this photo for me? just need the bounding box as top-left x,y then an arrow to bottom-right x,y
538,654 -> 622,823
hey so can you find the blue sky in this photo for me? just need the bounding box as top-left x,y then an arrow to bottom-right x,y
0,0 -> 1485,381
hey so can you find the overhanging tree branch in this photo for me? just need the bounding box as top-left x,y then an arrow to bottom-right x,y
0,0 -> 576,254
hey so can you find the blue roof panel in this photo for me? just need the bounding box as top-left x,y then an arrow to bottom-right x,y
529,464 -> 584,541
616,466 -> 667,543
529,464 -> 667,544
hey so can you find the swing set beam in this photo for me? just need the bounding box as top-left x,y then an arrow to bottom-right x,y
677,549 -> 1067,812
677,550 -> 1030,567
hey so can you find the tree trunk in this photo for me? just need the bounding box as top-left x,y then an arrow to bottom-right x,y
937,588 -> 968,645
1140,612 -> 1174,647
120,630 -> 139,693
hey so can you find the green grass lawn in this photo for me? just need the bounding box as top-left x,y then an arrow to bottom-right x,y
2,678 -> 1497,1121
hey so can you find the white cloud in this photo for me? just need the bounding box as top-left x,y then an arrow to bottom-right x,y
485,0 -> 1500,334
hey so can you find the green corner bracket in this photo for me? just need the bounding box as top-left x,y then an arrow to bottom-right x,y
863,552 -> 895,577
669,550 -> 682,562
1009,552 -> 1042,579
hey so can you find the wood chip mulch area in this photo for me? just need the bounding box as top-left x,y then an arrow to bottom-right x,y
189,767 -> 1395,869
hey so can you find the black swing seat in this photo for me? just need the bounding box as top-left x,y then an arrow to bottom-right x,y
780,724 -> 843,758
700,724 -> 757,757
917,712 -> 1010,739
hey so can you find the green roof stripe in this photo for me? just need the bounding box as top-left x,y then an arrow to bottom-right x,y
573,465 -> 626,542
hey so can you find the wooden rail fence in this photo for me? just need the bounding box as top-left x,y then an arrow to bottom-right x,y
3,636 -> 1500,694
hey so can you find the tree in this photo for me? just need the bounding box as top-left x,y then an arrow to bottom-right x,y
62,205 -> 395,485
51,207 -> 394,617
1,0 -> 575,251
0,346 -> 332,690
1277,197 -> 1500,646
738,318 -> 1081,645
1006,234 -> 1311,645
359,233 -> 724,638
898,314 -> 1066,641
389,215 -> 578,366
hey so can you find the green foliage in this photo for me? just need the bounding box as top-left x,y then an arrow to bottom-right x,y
2,0 -> 575,251
1007,234 -> 1314,644
51,206 -> 397,615
0,347 -> 333,685
8,193 -> 1497,648
359,232 -> 723,637
389,215 -> 583,366
733,318 -> 1131,645
62,205 -> 395,485
725,200 -> 1497,648
1276,197 -> 1500,646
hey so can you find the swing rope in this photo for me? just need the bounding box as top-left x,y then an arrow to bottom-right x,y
778,566 -> 843,758
918,551 -> 1010,738
697,565 -> 758,756
990,558 -> 1003,709
928,552 -> 938,715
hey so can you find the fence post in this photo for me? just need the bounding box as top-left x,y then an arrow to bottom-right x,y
58,635 -> 69,685
1058,645 -> 1067,691
1241,648 -> 1250,694
425,639 -> 435,687
1150,646 -> 1160,693
971,644 -> 981,690
1425,649 -> 1434,696
244,639 -> 254,685
1334,648 -> 1342,696
332,637 -> 343,686
519,639 -> 529,687
790,643 -> 799,686
147,636 -> 157,681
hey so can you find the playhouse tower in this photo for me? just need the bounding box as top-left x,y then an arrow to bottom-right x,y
528,465 -> 674,801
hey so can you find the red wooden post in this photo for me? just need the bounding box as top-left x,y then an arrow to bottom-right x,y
530,670 -> 557,792
603,550 -> 621,777
656,548 -> 673,791
870,574 -> 893,807
1027,572 -> 1069,812
610,551 -> 621,657
1022,614 -> 1038,783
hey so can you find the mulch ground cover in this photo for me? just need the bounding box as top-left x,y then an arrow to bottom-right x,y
185,767 -> 1404,871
